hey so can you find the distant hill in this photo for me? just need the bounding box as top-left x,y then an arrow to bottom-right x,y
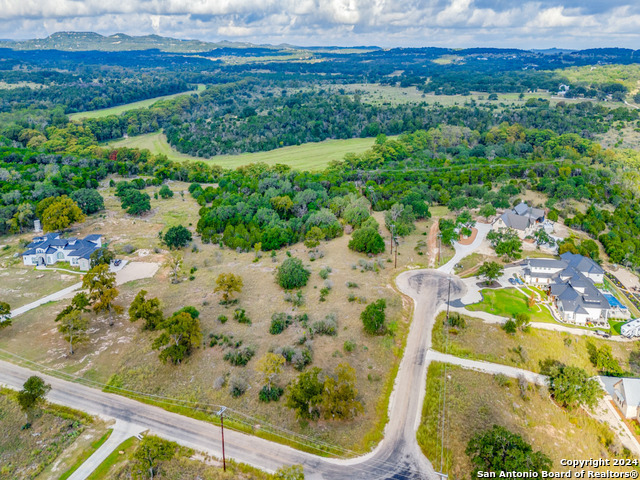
0,31 -> 268,53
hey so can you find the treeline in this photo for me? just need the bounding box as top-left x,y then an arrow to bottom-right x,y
45,87 -> 636,159
0,75 -> 188,114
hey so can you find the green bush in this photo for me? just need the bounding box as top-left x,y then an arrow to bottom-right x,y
277,257 -> 311,289
311,314 -> 338,336
343,340 -> 356,352
233,308 -> 251,325
270,313 -> 292,335
348,227 -> 385,254
163,225 -> 192,249
259,385 -> 284,402
503,319 -> 517,334
361,299 -> 387,335
224,346 -> 255,366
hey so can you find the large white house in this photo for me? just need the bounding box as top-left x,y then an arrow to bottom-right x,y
522,252 -> 615,325
613,378 -> 640,419
523,252 -> 605,285
21,233 -> 102,271
493,202 -> 545,239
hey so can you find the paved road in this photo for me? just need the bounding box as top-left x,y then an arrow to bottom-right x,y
0,270 -> 462,479
68,420 -> 145,480
426,350 -> 548,386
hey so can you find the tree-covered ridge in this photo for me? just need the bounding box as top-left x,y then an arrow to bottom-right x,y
13,84 -> 636,159
2,116 -> 640,269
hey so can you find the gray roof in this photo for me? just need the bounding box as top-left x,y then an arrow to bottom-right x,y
513,202 -> 545,221
22,233 -> 102,260
560,252 -> 604,276
615,378 -> 640,407
527,258 -> 567,269
514,202 -> 529,216
500,212 -> 532,231
550,264 -> 610,314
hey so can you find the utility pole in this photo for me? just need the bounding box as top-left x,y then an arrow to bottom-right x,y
446,276 -> 452,321
216,406 -> 227,471
390,223 -> 395,255
394,235 -> 399,268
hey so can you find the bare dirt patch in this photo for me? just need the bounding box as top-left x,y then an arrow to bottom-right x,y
457,227 -> 477,246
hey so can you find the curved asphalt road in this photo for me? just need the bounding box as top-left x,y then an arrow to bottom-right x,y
0,270 -> 463,479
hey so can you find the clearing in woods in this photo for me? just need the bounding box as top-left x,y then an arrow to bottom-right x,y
69,85 -> 206,120
107,132 -> 378,170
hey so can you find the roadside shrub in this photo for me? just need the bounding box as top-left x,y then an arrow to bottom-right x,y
277,257 -> 310,289
229,376 -> 249,397
233,308 -> 251,325
224,346 -> 255,366
213,376 -> 226,390
447,312 -> 466,329
494,373 -> 511,387
259,385 -> 284,402
503,319 -> 517,334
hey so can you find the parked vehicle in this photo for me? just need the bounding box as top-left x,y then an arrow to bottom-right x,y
114,259 -> 122,266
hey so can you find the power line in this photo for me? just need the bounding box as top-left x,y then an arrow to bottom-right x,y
0,348 -> 435,478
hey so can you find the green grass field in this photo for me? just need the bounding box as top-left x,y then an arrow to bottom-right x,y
108,131 -> 378,170
466,287 -> 555,323
69,85 -> 205,120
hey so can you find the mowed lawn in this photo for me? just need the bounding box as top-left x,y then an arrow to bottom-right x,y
108,132 -> 378,171
466,287 -> 555,323
69,85 -> 205,120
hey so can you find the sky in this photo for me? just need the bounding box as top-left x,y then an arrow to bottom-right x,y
1,0 -> 640,49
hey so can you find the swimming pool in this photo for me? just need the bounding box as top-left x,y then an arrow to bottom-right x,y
602,292 -> 627,309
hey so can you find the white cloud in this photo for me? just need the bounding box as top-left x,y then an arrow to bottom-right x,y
0,0 -> 639,48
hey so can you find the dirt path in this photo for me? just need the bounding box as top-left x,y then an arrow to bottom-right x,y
427,222 -> 439,268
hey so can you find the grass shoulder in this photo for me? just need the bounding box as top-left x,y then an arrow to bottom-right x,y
432,311 -> 640,375
418,363 -> 631,478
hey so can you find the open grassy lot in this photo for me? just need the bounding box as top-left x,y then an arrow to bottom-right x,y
466,287 -> 556,323
107,132 -> 377,171
418,363 -> 633,478
0,388 -> 101,480
0,184 -> 434,453
432,311 -> 640,375
69,85 -> 205,120
0,245 -> 80,308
